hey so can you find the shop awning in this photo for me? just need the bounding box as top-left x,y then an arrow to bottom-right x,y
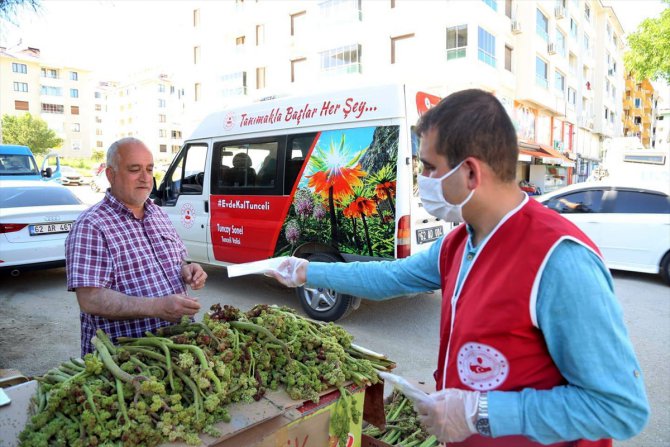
518,142 -> 574,167
539,144 -> 574,167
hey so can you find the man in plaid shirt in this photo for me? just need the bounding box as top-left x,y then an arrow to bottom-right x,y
65,138 -> 207,356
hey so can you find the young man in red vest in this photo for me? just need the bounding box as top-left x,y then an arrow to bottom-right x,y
269,89 -> 649,446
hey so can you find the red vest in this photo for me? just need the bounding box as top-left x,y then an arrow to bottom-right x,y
436,198 -> 610,447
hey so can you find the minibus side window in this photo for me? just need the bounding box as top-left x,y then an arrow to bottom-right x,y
163,143 -> 208,204
284,134 -> 315,193
212,140 -> 281,195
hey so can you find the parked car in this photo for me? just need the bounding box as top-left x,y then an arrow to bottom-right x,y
59,165 -> 84,186
0,180 -> 88,276
536,181 -> 670,285
0,145 -> 61,182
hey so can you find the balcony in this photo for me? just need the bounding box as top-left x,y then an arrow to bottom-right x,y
623,97 -> 633,109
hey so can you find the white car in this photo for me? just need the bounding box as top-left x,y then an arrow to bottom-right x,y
0,180 -> 89,276
536,181 -> 670,285
59,165 -> 84,186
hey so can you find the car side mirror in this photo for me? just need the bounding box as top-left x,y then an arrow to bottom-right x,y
42,167 -> 53,178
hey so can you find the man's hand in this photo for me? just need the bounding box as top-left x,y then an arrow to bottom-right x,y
414,388 -> 480,443
156,294 -> 201,322
266,257 -> 308,287
181,263 -> 207,290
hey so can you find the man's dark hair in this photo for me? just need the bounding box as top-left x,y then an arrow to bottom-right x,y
416,89 -> 518,182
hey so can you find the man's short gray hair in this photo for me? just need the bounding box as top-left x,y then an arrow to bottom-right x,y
107,137 -> 145,171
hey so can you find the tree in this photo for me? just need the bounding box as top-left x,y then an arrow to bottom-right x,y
92,150 -> 105,163
1,113 -> 63,155
624,1 -> 670,83
0,0 -> 39,22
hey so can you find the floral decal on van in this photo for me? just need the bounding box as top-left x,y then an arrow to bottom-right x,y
274,125 -> 399,258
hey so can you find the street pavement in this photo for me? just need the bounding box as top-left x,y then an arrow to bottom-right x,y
0,185 -> 667,446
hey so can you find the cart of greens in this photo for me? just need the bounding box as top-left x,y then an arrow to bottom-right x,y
18,303 -> 396,447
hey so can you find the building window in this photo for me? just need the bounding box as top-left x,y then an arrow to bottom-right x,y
72,106 -> 80,115
318,0 -> 362,23
256,24 -> 265,45
584,4 -> 590,22
504,0 -> 512,18
70,71 -> 78,81
158,98 -> 166,108
172,145 -> 181,153
15,100 -> 29,111
536,57 -> 548,88
159,129 -> 167,138
171,130 -> 182,139
158,84 -> 165,93
195,83 -> 201,102
41,85 -> 62,96
221,71 -> 247,96
446,25 -> 467,60
319,44 -> 362,74
583,33 -> 590,56
95,104 -> 102,111
291,58 -> 306,83
13,82 -> 28,92
477,27 -> 496,67
236,35 -> 245,46
634,98 -> 641,108
41,68 -> 59,79
556,30 -> 566,56
12,62 -> 27,73
291,11 -> 306,36
569,52 -> 577,75
570,17 -> 578,39
94,92 -> 102,99
555,71 -> 565,94
193,8 -> 200,27
159,114 -> 167,123
160,144 -> 167,153
536,9 -> 548,40
70,88 -> 79,98
568,87 -> 576,105
482,0 -> 497,11
97,141 -> 104,148
96,129 -> 103,135
41,103 -> 64,114
194,46 -> 200,64
72,123 -> 80,132
391,33 -> 414,64
253,67 -> 265,89
504,45 -> 512,72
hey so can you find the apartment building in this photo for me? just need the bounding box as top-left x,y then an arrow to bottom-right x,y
179,0 -> 625,190
0,46 -> 94,157
102,71 -> 186,163
653,108 -> 670,150
622,73 -> 656,148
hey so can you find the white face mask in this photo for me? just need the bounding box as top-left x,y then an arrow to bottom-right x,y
417,160 -> 474,222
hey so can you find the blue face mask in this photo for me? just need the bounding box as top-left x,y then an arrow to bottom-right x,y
417,160 -> 474,222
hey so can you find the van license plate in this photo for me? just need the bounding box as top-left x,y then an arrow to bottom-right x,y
29,222 -> 73,235
416,226 -> 444,244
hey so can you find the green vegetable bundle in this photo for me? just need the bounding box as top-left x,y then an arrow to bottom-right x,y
19,303 -> 395,447
362,389 -> 438,447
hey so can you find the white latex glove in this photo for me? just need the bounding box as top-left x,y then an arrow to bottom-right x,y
266,256 -> 308,287
414,388 -> 480,443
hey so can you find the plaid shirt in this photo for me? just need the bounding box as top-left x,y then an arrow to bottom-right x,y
65,191 -> 187,356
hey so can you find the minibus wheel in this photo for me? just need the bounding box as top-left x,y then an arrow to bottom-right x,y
295,252 -> 357,321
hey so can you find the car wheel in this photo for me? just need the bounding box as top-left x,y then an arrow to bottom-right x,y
295,252 -> 357,322
661,252 -> 670,286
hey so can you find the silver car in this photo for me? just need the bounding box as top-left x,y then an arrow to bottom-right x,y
0,180 -> 88,276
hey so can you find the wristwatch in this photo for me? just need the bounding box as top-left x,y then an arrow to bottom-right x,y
475,392 -> 492,437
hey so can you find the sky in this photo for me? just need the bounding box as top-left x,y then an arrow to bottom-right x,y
0,0 -> 667,80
